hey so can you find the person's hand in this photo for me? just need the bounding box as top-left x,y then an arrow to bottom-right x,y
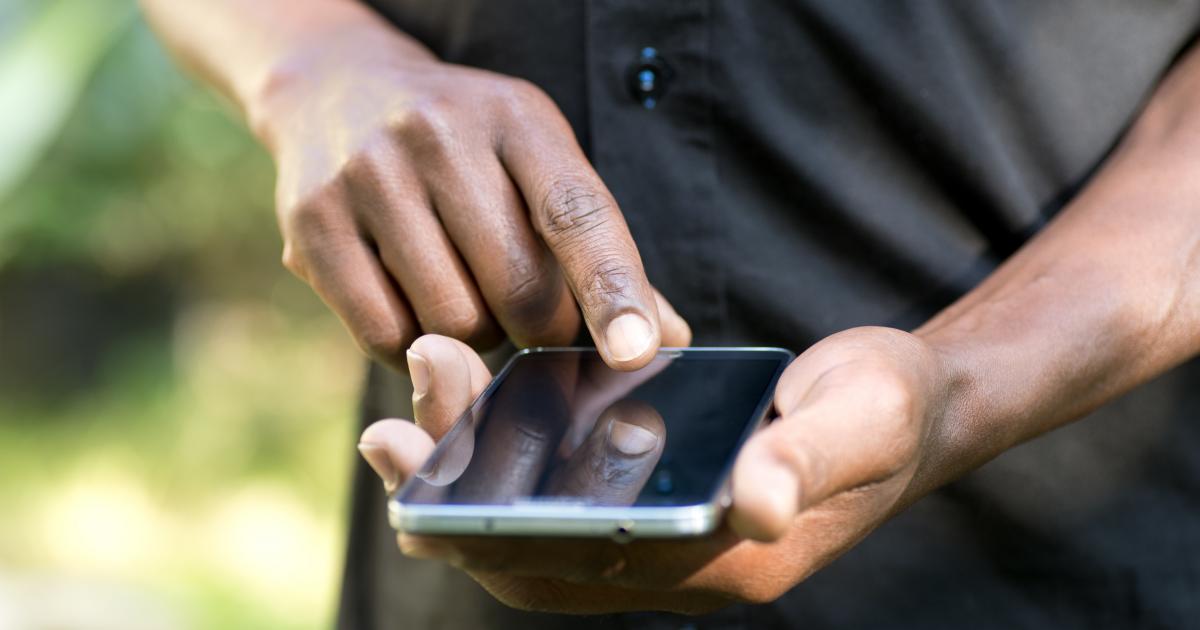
255,32 -> 677,370
359,326 -> 957,614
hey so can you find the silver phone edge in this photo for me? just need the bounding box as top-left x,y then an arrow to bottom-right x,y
388,500 -> 724,540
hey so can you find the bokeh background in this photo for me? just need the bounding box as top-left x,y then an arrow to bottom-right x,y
0,1 -> 364,628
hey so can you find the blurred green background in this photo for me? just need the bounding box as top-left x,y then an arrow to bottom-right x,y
0,1 -> 363,628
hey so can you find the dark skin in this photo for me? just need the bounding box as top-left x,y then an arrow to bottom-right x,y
144,0 -> 1200,615
141,0 -> 688,371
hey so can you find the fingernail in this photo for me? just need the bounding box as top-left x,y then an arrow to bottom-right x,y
414,458 -> 437,481
608,420 -> 658,456
358,442 -> 399,493
407,350 -> 430,398
604,313 -> 653,362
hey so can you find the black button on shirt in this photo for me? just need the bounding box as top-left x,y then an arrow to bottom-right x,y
627,47 -> 672,108
345,2 -> 1200,629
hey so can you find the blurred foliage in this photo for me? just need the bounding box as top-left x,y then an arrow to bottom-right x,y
0,1 -> 362,628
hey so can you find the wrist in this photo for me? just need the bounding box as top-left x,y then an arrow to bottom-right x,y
900,329 -> 996,501
243,11 -> 437,151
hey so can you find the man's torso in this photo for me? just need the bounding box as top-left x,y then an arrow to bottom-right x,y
342,2 -> 1200,628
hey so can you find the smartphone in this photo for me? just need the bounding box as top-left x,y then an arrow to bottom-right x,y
389,347 -> 793,541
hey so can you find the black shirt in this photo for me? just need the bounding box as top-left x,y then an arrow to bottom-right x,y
340,2 -> 1200,628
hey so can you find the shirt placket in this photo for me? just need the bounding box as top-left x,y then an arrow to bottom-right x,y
584,0 -> 727,345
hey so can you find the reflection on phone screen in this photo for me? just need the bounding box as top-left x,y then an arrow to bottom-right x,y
401,351 -> 784,508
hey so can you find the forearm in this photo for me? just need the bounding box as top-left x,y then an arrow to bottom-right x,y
139,0 -> 433,141
912,44 -> 1200,491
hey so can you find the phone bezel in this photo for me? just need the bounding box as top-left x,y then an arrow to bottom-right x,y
388,346 -> 794,541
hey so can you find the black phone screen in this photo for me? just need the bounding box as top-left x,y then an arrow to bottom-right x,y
397,349 -> 791,509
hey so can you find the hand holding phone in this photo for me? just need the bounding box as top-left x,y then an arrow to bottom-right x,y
360,327 -> 946,614
391,344 -> 790,538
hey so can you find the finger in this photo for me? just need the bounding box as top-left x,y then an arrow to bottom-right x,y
358,418 -> 436,493
283,226 -> 418,371
424,154 -> 581,348
408,334 -> 493,440
349,161 -> 502,347
450,361 -> 571,503
729,366 -> 920,542
544,399 -> 666,505
499,101 -> 660,370
653,287 -> 692,348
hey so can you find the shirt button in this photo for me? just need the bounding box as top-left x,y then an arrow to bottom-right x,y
627,47 -> 674,109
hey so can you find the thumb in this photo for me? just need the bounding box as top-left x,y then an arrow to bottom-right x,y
728,385 -> 914,542
357,419 -> 435,494
407,334 -> 492,440
727,417 -> 819,542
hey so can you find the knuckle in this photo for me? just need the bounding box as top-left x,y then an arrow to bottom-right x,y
575,253 -> 635,310
280,243 -> 306,278
341,138 -> 400,190
282,196 -> 347,245
846,366 -> 921,478
497,259 -> 563,328
278,200 -> 363,276
860,371 -> 923,471
357,323 -> 410,362
866,368 -> 916,421
420,296 -> 490,342
535,177 -> 614,249
393,97 -> 457,153
820,360 -> 917,429
499,77 -> 552,112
